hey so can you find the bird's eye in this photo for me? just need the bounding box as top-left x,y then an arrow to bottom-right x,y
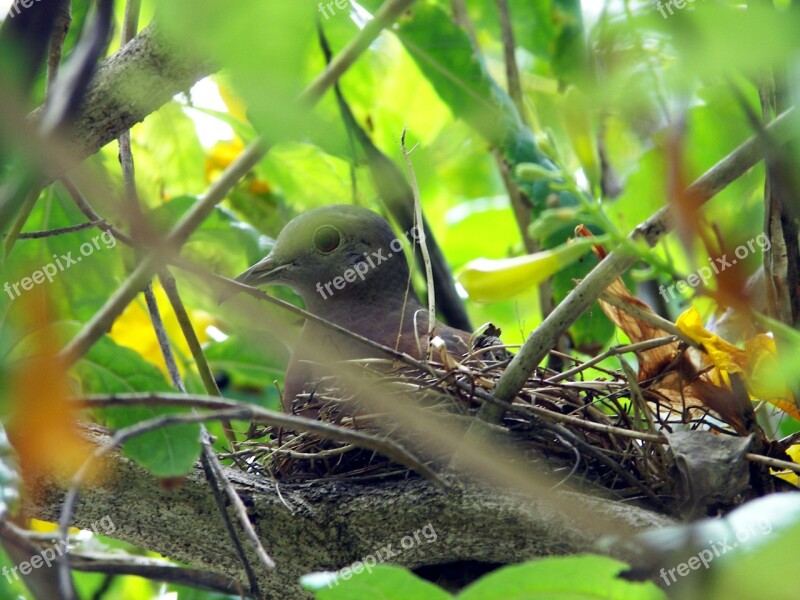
313,225 -> 341,254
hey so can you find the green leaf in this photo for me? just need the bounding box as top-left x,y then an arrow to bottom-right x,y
303,564 -> 451,600
205,335 -> 287,410
458,555 -> 666,600
75,336 -> 201,478
148,195 -> 271,273
394,3 -> 540,164
1,185 -> 125,322
159,1 -> 318,144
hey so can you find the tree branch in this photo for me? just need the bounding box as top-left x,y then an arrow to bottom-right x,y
30,21 -> 215,174
27,427 -> 674,599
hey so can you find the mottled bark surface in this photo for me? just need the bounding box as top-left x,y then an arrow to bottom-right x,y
26,428 -> 673,599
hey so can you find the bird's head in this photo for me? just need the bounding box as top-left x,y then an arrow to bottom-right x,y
235,205 -> 415,310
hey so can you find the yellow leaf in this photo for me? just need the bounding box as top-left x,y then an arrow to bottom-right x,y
773,444 -> 800,486
456,238 -> 596,302
676,307 -> 799,419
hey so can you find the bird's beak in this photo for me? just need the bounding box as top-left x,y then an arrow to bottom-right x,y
234,253 -> 291,287
220,254 -> 291,304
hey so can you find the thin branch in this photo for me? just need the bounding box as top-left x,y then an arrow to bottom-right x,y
14,220 -> 106,238
545,336 -> 679,384
46,3 -> 72,93
494,0 -> 528,126
197,433 -> 264,596
159,271 -> 237,445
75,395 -> 445,484
454,375 -> 800,475
597,290 -> 698,347
69,554 -> 245,596
143,282 -> 185,391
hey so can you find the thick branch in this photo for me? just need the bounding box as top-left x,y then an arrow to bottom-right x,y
30,21 -> 214,171
26,428 -> 673,600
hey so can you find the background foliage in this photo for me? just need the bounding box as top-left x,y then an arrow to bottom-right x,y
2,0 -> 800,598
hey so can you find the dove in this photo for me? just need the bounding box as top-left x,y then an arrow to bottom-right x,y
236,205 -> 505,415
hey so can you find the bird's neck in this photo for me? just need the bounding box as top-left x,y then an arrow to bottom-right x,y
302,284 -> 423,318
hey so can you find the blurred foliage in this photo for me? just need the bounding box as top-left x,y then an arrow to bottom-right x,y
303,558 -> 665,599
1,0 -> 800,598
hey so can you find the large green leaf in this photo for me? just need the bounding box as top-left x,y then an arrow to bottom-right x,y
158,1 -> 320,145
303,564 -> 451,600
75,336 -> 201,478
147,195 -> 272,274
458,555 -> 666,600
204,335 -> 287,410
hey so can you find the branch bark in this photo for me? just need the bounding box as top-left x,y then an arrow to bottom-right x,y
26,427 -> 674,599
29,21 -> 215,174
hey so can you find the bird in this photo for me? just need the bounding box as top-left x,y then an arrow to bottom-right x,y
235,205 -> 506,417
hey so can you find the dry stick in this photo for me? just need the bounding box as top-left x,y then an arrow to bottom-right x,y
58,0 -> 417,366
453,375 -> 800,475
143,282 -> 185,389
75,281 -> 266,594
196,428 -> 275,591
400,128 -> 435,339
119,5 -> 268,588
196,439 -> 265,595
478,107 -> 799,424
618,355 -> 668,471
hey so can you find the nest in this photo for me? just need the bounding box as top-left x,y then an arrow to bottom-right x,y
224,336 -> 785,516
